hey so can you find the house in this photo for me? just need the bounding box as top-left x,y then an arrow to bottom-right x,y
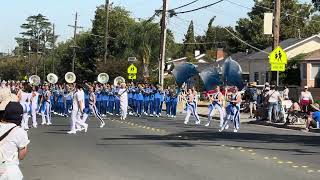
301,49 -> 320,87
236,34 -> 320,85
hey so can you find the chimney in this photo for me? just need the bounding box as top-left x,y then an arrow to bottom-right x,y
216,48 -> 224,61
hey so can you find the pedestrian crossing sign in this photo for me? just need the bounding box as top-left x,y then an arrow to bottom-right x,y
128,74 -> 137,80
269,46 -> 287,64
127,64 -> 137,74
271,63 -> 286,72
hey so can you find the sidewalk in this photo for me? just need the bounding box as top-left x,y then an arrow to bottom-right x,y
176,101 -> 320,133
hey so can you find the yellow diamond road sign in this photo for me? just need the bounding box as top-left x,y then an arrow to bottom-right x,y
128,74 -> 136,80
128,64 -> 137,74
269,46 -> 287,64
271,63 -> 286,72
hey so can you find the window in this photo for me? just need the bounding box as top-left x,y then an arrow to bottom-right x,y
311,64 -> 320,80
265,71 -> 269,83
301,63 -> 307,79
254,72 -> 259,83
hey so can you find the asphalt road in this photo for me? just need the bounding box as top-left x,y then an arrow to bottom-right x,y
22,113 -> 320,180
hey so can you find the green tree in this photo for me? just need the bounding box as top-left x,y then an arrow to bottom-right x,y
280,54 -> 305,85
182,20 -> 196,57
15,14 -> 54,55
312,0 -> 320,11
236,0 -> 316,51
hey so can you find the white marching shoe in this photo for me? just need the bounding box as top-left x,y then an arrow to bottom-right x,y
67,130 -> 76,134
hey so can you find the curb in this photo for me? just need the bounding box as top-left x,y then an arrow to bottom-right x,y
247,120 -> 309,131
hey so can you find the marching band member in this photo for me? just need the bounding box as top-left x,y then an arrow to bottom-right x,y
40,84 -> 52,125
68,84 -> 87,134
206,86 -> 225,127
149,85 -> 156,116
220,86 -> 242,132
136,84 -> 144,117
154,85 -> 163,117
143,84 -> 150,116
30,86 -> 39,128
165,87 -> 171,117
17,83 -> 32,130
107,85 -> 115,115
114,85 -> 121,116
101,84 -> 108,117
184,89 -> 201,125
170,87 -> 178,118
81,84 -> 105,128
118,83 -> 128,120
95,85 -> 102,114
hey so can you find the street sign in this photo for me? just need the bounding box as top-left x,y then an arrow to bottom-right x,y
127,64 -> 137,74
269,46 -> 287,64
271,63 -> 286,72
128,57 -> 137,62
128,73 -> 137,80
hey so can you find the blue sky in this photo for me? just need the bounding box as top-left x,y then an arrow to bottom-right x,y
0,0 -> 311,52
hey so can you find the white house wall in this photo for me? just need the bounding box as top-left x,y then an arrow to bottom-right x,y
286,38 -> 320,58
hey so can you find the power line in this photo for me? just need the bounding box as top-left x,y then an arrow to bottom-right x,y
172,15 -> 268,54
169,0 -> 200,11
226,0 -> 320,23
223,27 -> 269,54
170,0 -> 225,16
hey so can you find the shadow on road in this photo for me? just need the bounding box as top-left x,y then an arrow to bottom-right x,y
99,130 -> 320,155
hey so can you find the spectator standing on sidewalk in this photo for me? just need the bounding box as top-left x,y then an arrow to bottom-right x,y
299,86 -> 314,113
0,101 -> 30,180
246,82 -> 258,119
266,85 -> 282,122
282,85 -> 289,100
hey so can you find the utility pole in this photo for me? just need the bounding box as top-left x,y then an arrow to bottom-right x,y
159,0 -> 169,87
68,12 -> 83,73
104,0 -> 110,64
273,0 -> 281,86
52,23 -> 56,73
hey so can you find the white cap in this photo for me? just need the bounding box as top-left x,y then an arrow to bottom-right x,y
304,86 -> 308,89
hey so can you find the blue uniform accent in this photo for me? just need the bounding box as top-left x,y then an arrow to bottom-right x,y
57,90 -> 64,114
165,91 -> 171,116
170,90 -> 178,116
101,90 -> 108,115
114,87 -> 120,115
136,88 -> 144,115
108,89 -> 115,114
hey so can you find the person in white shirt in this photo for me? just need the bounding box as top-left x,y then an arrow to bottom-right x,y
220,86 -> 242,132
68,84 -> 87,134
0,102 -> 30,180
17,83 -> 32,130
206,86 -> 225,127
81,84 -> 105,128
282,85 -> 289,100
118,83 -> 128,120
266,85 -> 282,122
299,86 -> 314,113
30,86 -> 40,128
40,84 -> 52,125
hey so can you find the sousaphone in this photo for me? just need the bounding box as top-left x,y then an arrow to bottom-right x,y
47,73 -> 58,84
113,76 -> 125,86
97,73 -> 109,84
29,75 -> 41,86
65,72 -> 76,84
